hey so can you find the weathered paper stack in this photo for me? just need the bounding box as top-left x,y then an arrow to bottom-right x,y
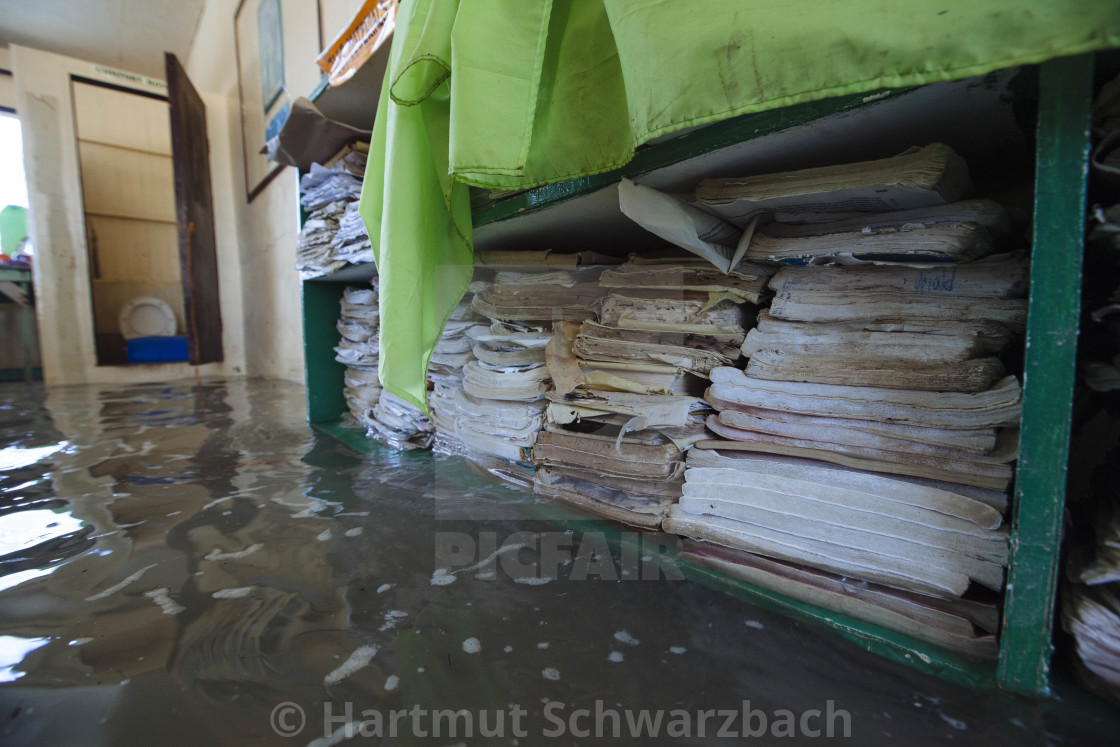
676,456 -> 1005,657
532,255 -> 775,528
667,252 -> 1026,655
458,257 -> 607,478
705,254 -> 1028,488
1064,583 -> 1120,703
334,283 -> 432,449
297,201 -> 348,278
331,202 -> 374,265
335,286 -> 381,430
742,255 -> 1028,392
620,144 -> 994,272
296,147 -> 367,278
694,143 -> 974,228
1063,466 -> 1120,702
668,447 -> 1010,622
366,390 -> 434,450
428,284 -> 485,456
623,144 -> 1039,655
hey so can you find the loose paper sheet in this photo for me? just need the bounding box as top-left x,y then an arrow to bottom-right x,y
618,178 -> 743,273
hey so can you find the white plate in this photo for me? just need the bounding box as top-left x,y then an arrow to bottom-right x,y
118,296 -> 177,340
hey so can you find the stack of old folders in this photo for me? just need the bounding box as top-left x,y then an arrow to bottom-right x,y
297,202 -> 347,278
331,202 -> 374,265
619,144 -> 1024,657
296,145 -> 368,278
334,286 -> 381,430
367,390 -> 434,450
336,282 -> 431,450
456,254 -> 608,484
427,284 -> 486,457
532,254 -> 775,529
1064,497 -> 1120,704
694,142 -> 974,230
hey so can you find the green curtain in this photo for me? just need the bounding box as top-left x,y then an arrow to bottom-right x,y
358,0 -> 474,412
361,0 -> 1120,412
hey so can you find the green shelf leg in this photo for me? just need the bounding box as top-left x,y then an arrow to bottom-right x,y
998,54 -> 1094,697
302,281 -> 348,423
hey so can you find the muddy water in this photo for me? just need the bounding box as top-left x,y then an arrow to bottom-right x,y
0,379 -> 1114,746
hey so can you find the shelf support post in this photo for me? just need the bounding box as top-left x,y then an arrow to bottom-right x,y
998,53 -> 1094,697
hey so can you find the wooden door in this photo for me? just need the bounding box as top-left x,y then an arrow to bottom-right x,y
166,53 -> 223,364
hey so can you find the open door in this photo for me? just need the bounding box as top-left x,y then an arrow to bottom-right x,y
166,52 -> 223,364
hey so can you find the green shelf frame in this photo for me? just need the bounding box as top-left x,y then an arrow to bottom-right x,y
998,53 -> 1094,697
302,280 -> 349,423
299,56 -> 1102,698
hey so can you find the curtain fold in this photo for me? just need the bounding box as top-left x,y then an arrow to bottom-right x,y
360,0 -> 1120,413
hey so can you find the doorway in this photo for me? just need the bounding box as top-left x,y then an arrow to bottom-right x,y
71,79 -> 184,365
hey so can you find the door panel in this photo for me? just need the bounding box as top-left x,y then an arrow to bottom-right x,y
84,216 -> 179,284
78,142 -> 176,222
73,83 -> 172,155
167,52 -> 223,365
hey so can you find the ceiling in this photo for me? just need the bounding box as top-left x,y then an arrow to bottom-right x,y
0,0 -> 205,79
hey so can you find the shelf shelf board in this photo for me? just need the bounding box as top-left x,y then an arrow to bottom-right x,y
305,261 -> 377,283
307,35 -> 392,131
471,69 -> 1034,254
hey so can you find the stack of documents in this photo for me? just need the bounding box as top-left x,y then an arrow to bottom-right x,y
428,285 -> 485,456
296,147 -> 368,277
1064,583 -> 1120,702
626,146 -> 1033,654
453,267 -> 589,472
676,459 -> 1004,658
1063,491 -> 1120,702
297,200 -> 348,278
367,390 -> 434,450
619,143 -> 997,272
743,255 -> 1028,392
335,280 -> 431,451
694,143 -> 974,229
531,255 -> 774,528
334,286 -> 381,429
703,252 -> 1028,491
331,202 -> 374,265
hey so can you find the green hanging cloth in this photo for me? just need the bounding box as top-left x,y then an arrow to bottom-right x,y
362,0 -> 1120,413
359,0 -> 474,412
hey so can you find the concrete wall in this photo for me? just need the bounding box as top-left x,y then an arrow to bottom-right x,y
182,0 -> 364,383
11,45 -> 248,385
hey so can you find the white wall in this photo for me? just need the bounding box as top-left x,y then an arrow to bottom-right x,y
182,0 -> 360,383
0,47 -> 15,110
11,45 -> 248,385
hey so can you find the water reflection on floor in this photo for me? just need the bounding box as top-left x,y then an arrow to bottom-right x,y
0,379 -> 1115,746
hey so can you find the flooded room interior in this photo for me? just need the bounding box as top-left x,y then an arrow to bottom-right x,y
1,1 -> 1120,744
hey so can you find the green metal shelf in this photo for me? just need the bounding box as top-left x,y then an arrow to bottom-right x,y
471,87 -> 913,228
999,53 -> 1094,697
299,55 -> 1100,699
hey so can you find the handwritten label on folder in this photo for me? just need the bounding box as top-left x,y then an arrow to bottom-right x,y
914,269 -> 956,293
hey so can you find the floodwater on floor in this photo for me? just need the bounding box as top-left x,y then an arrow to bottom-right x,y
0,379 -> 1115,746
